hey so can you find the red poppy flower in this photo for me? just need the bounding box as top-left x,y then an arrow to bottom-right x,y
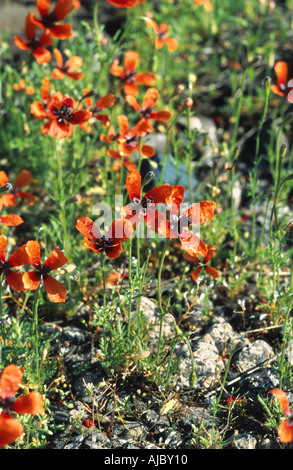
115,114 -> 155,158
0,214 -> 23,234
270,388 -> 293,443
126,87 -> 171,133
0,364 -> 43,448
82,88 -> 115,127
46,93 -> 92,138
0,170 -> 36,210
22,241 -> 68,303
0,236 -> 31,291
183,244 -> 219,282
14,12 -> 53,65
145,16 -> 178,51
75,217 -> 133,259
12,79 -> 34,95
270,62 -> 293,99
30,0 -> 76,39
110,51 -> 155,96
52,48 -> 83,81
122,169 -> 184,234
106,149 -> 137,172
106,0 -> 138,7
152,187 -> 216,258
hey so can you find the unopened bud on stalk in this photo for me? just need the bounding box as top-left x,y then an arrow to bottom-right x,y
264,76 -> 272,95
280,143 -> 287,158
65,194 -> 82,206
0,183 -> 13,194
142,171 -> 155,188
184,97 -> 193,109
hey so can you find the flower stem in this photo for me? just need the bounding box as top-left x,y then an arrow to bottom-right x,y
32,285 -> 41,381
156,238 -> 170,365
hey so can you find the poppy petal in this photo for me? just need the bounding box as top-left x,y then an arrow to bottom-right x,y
96,94 -> 116,109
53,0 -> 75,21
150,110 -> 171,121
270,388 -> 290,415
38,30 -> 54,47
66,55 -> 82,72
14,392 -> 44,415
36,0 -> 50,18
278,419 -> 293,443
0,215 -> 23,227
83,237 -> 103,254
135,72 -> 156,86
32,47 -> 52,65
5,271 -> 27,291
124,82 -> 139,96
125,95 -> 141,112
43,275 -> 67,303
105,242 -> 122,259
50,24 -> 72,39
166,37 -> 178,51
144,184 -> 173,205
204,265 -> 220,279
275,61 -> 288,86
124,50 -> 139,72
110,62 -> 125,78
204,244 -> 216,263
0,364 -> 23,399
126,169 -> 141,202
49,119 -> 71,139
75,217 -> 98,241
142,88 -> 159,108
8,244 -> 31,267
44,248 -> 67,270
70,110 -> 91,124
53,49 -> 63,71
66,72 -> 84,81
25,12 -> 37,40
179,230 -> 208,257
25,241 -> 41,267
0,413 -> 23,448
191,267 -> 203,283
18,191 -> 36,206
22,271 -> 41,290
0,171 -> 9,186
14,170 -> 32,189
0,236 -> 7,262
141,144 -> 155,157
14,36 -> 30,50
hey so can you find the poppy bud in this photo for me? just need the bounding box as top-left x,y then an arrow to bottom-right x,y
142,171 -> 155,188
184,97 -> 193,108
0,183 -> 13,194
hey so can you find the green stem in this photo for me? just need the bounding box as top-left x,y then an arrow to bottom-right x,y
93,0 -> 103,59
101,252 -> 106,310
127,236 -> 133,343
251,77 -> 271,256
279,265 -> 293,390
156,238 -> 170,365
32,285 -> 41,381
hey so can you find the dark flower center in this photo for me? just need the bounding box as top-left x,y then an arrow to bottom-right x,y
132,196 -> 153,217
141,106 -> 152,119
41,12 -> 57,28
35,264 -> 51,278
96,235 -> 117,251
125,134 -> 139,147
26,36 -> 41,50
170,214 -> 192,234
0,260 -> 12,275
53,104 -> 74,125
0,396 -> 15,413
124,70 -> 136,82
